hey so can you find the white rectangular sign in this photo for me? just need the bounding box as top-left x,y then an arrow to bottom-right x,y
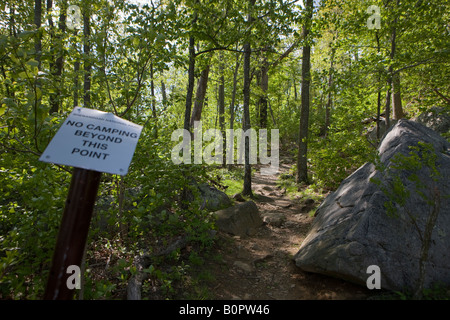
39,107 -> 143,175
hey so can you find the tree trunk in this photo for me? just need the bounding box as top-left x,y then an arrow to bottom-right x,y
242,0 -> 255,197
73,58 -> 80,107
161,80 -> 167,109
385,73 -> 392,129
258,53 -> 269,128
296,0 -> 313,184
324,47 -> 335,137
150,62 -> 159,138
34,0 -> 42,69
34,0 -> 42,148
385,0 -> 399,129
184,34 -> 196,132
83,9 -> 91,108
49,0 -> 66,114
242,41 -> 252,196
293,76 -> 298,100
376,31 -> 382,140
392,72 -> 403,120
229,52 -> 241,132
228,52 -> 241,170
9,2 -> 17,37
218,57 -> 225,166
190,64 -> 211,127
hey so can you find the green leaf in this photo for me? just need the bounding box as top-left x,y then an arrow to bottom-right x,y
26,59 -> 39,67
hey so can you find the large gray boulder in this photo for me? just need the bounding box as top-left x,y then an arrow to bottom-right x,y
294,119 -> 450,292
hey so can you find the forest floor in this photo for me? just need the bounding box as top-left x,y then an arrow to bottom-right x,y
177,156 -> 380,300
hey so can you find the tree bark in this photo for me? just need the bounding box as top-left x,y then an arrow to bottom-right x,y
218,56 -> 225,166
184,34 -> 196,132
242,41 -> 253,196
228,52 -> 241,170
49,0 -> 66,114
392,72 -> 403,120
161,80 -> 167,109
376,31 -> 382,140
296,0 -> 313,184
34,0 -> 42,69
73,58 -> 80,108
385,73 -> 392,129
259,56 -> 269,128
190,64 -> 211,127
83,9 -> 91,108
324,47 -> 335,137
242,0 -> 255,197
9,2 -> 17,37
385,0 -> 400,129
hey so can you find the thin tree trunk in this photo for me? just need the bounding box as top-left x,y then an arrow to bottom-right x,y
9,2 -> 16,37
49,0 -> 66,114
190,63 -> 211,127
161,80 -> 167,109
385,73 -> 392,129
34,0 -> 42,150
376,31 -> 382,140
218,56 -> 225,166
184,34 -> 196,132
150,61 -> 158,138
385,0 -> 399,129
392,72 -> 403,120
259,55 -> 269,128
83,9 -> 91,108
150,61 -> 156,118
229,53 -> 241,132
242,41 -> 252,196
296,0 -> 313,184
181,8 -> 198,209
47,0 -> 57,113
391,0 -> 403,121
324,47 -> 335,137
293,75 -> 298,100
242,0 -> 255,197
228,52 -> 241,170
34,0 -> 42,69
268,100 -> 276,126
73,57 -> 80,107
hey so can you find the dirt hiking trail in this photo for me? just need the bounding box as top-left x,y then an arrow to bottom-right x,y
194,158 -> 376,300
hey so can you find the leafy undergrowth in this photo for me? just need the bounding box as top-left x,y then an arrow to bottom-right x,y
80,236 -> 219,300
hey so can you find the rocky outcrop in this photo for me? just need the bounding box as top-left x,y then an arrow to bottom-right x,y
294,119 -> 450,292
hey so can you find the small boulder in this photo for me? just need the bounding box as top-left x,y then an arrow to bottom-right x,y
232,192 -> 246,202
198,183 -> 232,211
233,261 -> 253,273
262,212 -> 286,227
214,201 -> 263,237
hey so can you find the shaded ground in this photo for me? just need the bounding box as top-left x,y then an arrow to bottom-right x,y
185,160 -> 378,300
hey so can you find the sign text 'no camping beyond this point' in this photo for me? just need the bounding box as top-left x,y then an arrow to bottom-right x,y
39,107 -> 143,175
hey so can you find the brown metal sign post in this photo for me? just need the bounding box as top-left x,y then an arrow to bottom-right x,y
44,168 -> 102,299
40,107 -> 143,300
